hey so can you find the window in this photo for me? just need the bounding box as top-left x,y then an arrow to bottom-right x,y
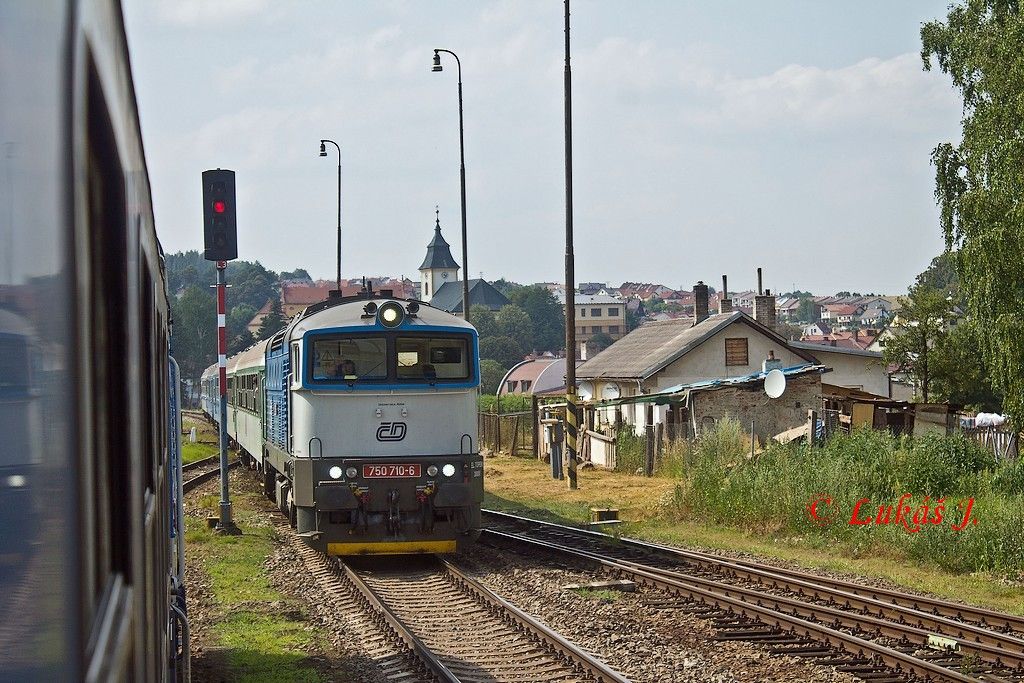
591,308 -> 601,317
592,325 -> 603,334
609,325 -> 620,334
608,307 -> 619,317
397,336 -> 470,380
725,338 -> 749,366
311,336 -> 387,382
521,379 -> 532,392
507,380 -> 518,392
579,308 -> 586,317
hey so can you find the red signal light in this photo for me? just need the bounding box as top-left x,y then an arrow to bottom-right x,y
213,200 -> 226,213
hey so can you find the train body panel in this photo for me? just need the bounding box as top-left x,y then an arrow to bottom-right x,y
0,1 -> 185,679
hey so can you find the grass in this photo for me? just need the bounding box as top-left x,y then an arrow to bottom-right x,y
188,485 -> 328,682
570,588 -> 625,603
182,441 -> 218,464
483,442 -> 1024,616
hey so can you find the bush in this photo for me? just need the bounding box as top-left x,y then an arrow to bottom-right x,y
478,394 -> 532,414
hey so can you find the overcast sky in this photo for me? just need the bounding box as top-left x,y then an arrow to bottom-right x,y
123,0 -> 961,295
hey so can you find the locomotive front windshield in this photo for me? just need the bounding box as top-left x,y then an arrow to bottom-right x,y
308,332 -> 472,384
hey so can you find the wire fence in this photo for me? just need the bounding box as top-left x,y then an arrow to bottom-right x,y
478,411 -> 535,456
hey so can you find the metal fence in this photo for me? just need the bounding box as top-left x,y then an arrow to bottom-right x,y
478,411 -> 535,456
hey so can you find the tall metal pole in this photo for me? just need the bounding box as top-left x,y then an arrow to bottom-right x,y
563,0 -> 578,490
215,261 -> 238,533
433,49 -> 470,319
320,139 -> 342,292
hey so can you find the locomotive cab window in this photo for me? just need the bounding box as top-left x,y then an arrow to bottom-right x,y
396,336 -> 469,381
310,336 -> 387,382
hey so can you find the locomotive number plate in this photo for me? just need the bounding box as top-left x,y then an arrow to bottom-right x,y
362,464 -> 421,478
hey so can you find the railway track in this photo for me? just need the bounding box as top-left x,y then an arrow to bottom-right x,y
339,554 -> 630,683
182,455 -> 238,493
482,509 -> 1024,683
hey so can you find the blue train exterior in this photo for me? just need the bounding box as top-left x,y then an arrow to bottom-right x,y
0,1 -> 188,679
203,292 -> 483,555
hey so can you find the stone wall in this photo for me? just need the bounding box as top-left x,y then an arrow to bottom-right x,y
690,372 -> 821,443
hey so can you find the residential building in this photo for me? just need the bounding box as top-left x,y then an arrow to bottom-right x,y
497,358 -> 572,396
789,341 -> 890,397
556,292 -> 628,346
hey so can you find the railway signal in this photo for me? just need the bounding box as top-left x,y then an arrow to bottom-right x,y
202,169 -> 238,262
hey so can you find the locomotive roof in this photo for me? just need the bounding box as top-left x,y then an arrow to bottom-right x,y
291,296 -> 475,338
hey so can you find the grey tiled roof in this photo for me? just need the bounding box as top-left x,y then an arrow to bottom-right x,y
419,219 -> 460,270
576,311 -> 817,380
430,279 -> 510,314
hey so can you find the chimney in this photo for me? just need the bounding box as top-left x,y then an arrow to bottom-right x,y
693,281 -> 709,325
754,279 -> 777,332
718,274 -> 733,314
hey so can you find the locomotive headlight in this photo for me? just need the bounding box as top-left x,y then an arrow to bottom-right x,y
345,466 -> 358,478
6,475 -> 26,488
328,466 -> 343,480
427,465 -> 438,477
378,301 -> 405,328
441,463 -> 456,478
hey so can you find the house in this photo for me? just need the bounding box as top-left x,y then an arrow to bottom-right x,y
803,321 -> 832,337
576,291 -> 819,432
556,292 -> 627,346
497,358 -> 571,396
789,341 -> 890,397
821,303 -> 864,328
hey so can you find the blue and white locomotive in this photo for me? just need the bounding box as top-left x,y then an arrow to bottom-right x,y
204,287 -> 483,554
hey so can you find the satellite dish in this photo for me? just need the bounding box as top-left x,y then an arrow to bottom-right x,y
578,381 -> 594,401
601,382 -> 621,400
764,369 -> 786,399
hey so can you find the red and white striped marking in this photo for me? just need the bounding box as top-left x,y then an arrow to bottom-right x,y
217,261 -> 227,397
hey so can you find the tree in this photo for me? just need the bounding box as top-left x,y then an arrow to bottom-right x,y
229,329 -> 256,355
480,359 -> 506,395
883,284 -> 951,402
929,320 -> 1003,411
468,305 -> 498,338
585,332 -> 614,356
795,298 -> 819,323
170,285 -> 215,384
280,268 -> 312,282
509,285 -> 565,352
922,2 -> 1023,420
256,298 -> 286,340
491,278 -> 523,297
494,304 -> 534,349
479,336 -> 525,369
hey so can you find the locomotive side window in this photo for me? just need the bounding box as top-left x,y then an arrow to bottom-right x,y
310,336 -> 387,381
396,336 -> 469,380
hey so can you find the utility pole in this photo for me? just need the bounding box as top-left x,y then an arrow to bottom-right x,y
563,0 -> 578,490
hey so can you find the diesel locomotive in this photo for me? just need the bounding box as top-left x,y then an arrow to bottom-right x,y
203,288 -> 483,555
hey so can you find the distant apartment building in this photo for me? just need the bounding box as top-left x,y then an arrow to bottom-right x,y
557,292 -> 627,345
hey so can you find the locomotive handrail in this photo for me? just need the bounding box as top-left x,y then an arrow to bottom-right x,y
308,437 -> 324,459
460,433 -> 473,454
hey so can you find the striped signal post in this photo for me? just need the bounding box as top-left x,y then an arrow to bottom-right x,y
215,261 -> 239,534
565,390 -> 578,489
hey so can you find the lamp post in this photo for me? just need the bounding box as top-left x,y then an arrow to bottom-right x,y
563,0 -> 578,490
432,49 -> 470,319
319,139 -> 341,292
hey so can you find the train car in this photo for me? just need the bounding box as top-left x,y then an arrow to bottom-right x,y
208,289 -> 483,555
200,362 -> 219,420
0,1 -> 187,680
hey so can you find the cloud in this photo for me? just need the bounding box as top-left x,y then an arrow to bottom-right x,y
156,0 -> 270,26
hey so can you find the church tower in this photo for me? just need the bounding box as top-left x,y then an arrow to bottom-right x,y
418,209 -> 460,303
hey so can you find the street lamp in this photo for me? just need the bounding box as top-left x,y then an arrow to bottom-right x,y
319,139 -> 341,293
431,48 -> 469,319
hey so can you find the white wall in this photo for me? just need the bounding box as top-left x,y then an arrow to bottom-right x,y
808,349 -> 889,397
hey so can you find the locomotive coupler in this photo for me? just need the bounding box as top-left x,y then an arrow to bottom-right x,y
386,489 -> 401,536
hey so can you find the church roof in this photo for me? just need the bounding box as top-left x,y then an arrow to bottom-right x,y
419,215 -> 460,270
430,279 -> 510,314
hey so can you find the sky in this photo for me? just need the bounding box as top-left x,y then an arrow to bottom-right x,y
122,0 -> 962,295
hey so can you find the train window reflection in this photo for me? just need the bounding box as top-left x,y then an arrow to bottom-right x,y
311,337 -> 387,381
396,337 -> 469,380
0,337 -> 30,388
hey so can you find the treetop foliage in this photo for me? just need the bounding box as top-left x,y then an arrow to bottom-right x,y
922,1 -> 1024,421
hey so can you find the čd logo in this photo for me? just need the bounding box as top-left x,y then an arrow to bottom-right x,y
376,422 -> 407,442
